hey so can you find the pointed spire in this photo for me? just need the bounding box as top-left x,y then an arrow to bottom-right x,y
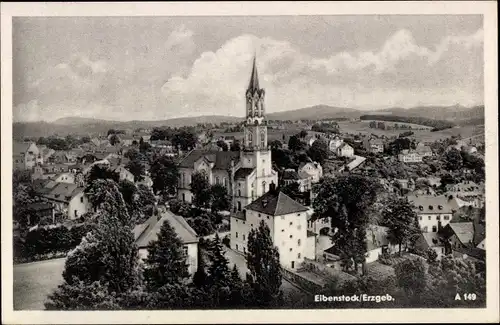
247,54 -> 260,91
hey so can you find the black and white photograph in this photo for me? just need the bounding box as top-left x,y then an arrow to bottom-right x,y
2,1 -> 498,324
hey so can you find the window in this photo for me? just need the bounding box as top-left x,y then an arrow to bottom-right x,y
258,214 -> 261,218
182,193 -> 186,202
428,216 -> 431,220
251,224 -> 253,227
238,190 -> 241,197
236,244 -> 239,250
262,181 -> 266,194
281,229 -> 285,232
216,177 -> 220,185
290,235 -> 293,239
297,239 -> 301,246
297,213 -> 301,216
260,131 -> 265,148
298,253 -> 301,259
419,216 -> 422,220
248,133 -> 253,147
236,232 -> 238,238
243,235 -> 245,241
237,201 -> 242,211
251,190 -> 254,198
267,216 -> 270,219
243,248 -> 246,254
436,216 -> 441,221
432,226 -> 437,232
291,261 -> 295,269
297,225 -> 301,230
444,215 -> 450,220
289,248 -> 293,252
289,222 -> 293,226
243,221 -> 246,225
80,197 -> 84,203
183,246 -> 188,256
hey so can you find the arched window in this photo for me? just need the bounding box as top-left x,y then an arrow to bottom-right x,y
216,176 -> 220,185
238,189 -> 241,197
260,130 -> 266,148
262,181 -> 267,194
248,132 -> 253,147
237,201 -> 242,211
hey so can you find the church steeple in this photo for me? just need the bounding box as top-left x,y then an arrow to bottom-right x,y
247,55 -> 260,92
243,54 -> 267,151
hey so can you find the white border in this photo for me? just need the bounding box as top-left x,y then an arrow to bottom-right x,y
1,2 -> 498,324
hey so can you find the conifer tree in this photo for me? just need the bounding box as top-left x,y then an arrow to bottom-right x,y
205,234 -> 232,307
246,220 -> 283,307
143,219 -> 190,291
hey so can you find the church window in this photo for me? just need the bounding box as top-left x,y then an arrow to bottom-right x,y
262,181 -> 266,194
260,130 -> 266,148
237,201 -> 242,211
216,177 -> 220,185
251,190 -> 254,198
238,190 -> 241,197
248,133 -> 253,147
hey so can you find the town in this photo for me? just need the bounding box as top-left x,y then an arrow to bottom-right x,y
12,56 -> 486,310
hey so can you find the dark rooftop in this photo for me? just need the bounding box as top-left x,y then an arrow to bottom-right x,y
245,190 -> 309,216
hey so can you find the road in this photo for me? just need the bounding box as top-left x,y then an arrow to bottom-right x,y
14,248 -> 305,310
13,258 -> 66,310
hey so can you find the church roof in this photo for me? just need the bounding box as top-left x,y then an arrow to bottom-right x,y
178,150 -> 240,170
235,167 -> 255,179
246,190 -> 309,216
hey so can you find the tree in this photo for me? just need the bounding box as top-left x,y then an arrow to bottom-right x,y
444,148 -> 463,171
125,159 -> 145,182
216,140 -> 229,151
192,244 -> 208,289
205,234 -> 233,307
246,220 -> 283,307
86,165 -> 120,185
307,139 -> 328,164
280,182 -> 302,202
144,218 -> 190,290
288,135 -> 304,152
210,183 -> 230,214
150,156 -> 179,196
109,134 -> 120,146
382,197 -> 421,254
107,129 -> 116,136
139,139 -> 151,153
172,129 -> 198,151
85,179 -> 133,226
190,172 -> 212,209
230,140 -> 241,151
298,130 -> 308,138
269,140 -> 282,150
394,258 -> 427,300
124,148 -> 141,161
46,182 -> 141,309
312,175 -> 379,273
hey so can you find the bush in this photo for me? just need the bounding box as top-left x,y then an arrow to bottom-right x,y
169,199 -> 191,217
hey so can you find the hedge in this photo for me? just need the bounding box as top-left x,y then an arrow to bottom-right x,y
14,223 -> 95,263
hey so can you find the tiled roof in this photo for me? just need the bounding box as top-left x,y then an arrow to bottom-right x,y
421,232 -> 444,248
473,221 -> 486,247
449,222 -> 474,246
245,190 -> 309,216
234,167 -> 255,179
26,202 -> 53,211
178,150 -> 240,169
135,211 -> 198,248
43,183 -> 83,203
454,246 -> 485,261
407,195 -> 454,214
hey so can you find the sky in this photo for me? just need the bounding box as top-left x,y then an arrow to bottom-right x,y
12,15 -> 484,122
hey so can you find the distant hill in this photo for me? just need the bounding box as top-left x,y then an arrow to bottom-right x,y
267,105 -> 361,121
13,105 -> 484,139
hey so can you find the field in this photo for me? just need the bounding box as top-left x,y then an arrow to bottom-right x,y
363,120 -> 433,130
338,121 -> 484,142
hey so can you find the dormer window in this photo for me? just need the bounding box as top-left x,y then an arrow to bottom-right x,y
429,205 -> 433,210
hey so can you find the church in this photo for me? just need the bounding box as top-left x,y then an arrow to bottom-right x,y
177,56 -> 279,212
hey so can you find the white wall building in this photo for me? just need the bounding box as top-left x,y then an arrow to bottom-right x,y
297,162 -> 323,183
407,195 -> 454,233
230,188 -> 315,270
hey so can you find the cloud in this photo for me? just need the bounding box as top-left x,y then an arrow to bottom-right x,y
161,28 -> 483,115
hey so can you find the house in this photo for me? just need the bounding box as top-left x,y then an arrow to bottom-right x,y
38,182 -> 90,220
439,222 -> 485,261
445,180 -> 483,196
328,136 -> 344,152
415,232 -> 446,259
135,211 -> 199,275
25,202 -> 55,225
363,137 -> 384,154
297,161 -> 323,184
282,169 -> 312,193
398,149 -> 423,163
13,141 -> 41,170
150,140 -> 174,152
415,143 -> 433,157
230,186 -> 315,270
51,172 -> 75,184
110,165 -> 135,183
324,224 -> 398,266
407,195 -> 454,233
336,143 -> 354,158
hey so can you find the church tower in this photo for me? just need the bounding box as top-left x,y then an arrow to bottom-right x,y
243,55 -> 267,151
239,55 -> 277,200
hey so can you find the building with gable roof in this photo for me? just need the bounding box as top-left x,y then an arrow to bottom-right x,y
13,141 -> 41,170
407,195 -> 454,233
37,182 -> 90,219
177,56 -> 278,211
230,184 -> 315,270
135,211 -> 199,274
